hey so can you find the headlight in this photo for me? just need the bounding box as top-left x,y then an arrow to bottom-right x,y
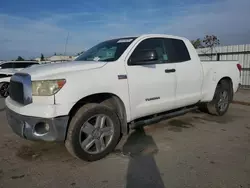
32,79 -> 66,96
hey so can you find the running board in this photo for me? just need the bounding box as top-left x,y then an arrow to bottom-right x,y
129,106 -> 198,129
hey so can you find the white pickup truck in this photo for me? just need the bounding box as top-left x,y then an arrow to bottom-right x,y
5,34 -> 241,161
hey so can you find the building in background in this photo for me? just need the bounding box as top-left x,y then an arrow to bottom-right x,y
197,44 -> 250,89
35,55 -> 77,63
47,55 -> 75,63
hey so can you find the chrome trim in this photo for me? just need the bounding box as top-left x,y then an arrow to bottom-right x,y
10,73 -> 32,105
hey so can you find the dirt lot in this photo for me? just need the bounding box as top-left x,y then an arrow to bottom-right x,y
0,98 -> 250,188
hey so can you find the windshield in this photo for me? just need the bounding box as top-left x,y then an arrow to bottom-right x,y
75,37 -> 137,62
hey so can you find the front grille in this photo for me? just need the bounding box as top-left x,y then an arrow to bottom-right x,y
9,80 -> 24,104
9,73 -> 32,105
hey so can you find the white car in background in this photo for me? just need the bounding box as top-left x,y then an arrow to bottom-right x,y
0,61 -> 40,97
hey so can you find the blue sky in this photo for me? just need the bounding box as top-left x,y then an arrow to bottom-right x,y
0,0 -> 250,60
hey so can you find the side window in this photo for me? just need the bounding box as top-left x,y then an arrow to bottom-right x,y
130,38 -> 168,64
1,63 -> 13,69
164,38 -> 191,63
12,63 -> 22,68
26,63 -> 38,67
13,63 -> 37,68
163,39 -> 177,63
172,39 -> 191,62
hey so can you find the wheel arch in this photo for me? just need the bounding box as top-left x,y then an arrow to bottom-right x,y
202,75 -> 234,102
216,76 -> 233,101
68,92 -> 128,135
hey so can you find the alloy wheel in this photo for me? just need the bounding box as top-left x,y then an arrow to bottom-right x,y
79,114 -> 115,154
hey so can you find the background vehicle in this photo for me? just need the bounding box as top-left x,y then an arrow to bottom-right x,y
0,61 -> 39,97
0,61 -> 39,71
5,34 -> 241,161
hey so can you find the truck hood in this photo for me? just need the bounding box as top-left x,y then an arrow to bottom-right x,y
19,61 -> 107,79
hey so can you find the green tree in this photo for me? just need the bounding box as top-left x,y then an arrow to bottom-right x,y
191,38 -> 204,49
40,53 -> 45,61
203,35 -> 220,48
16,56 -> 25,61
203,35 -> 220,59
191,35 -> 220,49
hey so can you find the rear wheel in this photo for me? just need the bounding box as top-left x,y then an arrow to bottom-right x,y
207,80 -> 232,116
0,82 -> 9,98
65,103 -> 121,161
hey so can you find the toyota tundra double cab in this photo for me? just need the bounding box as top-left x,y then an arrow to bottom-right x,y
5,34 -> 241,161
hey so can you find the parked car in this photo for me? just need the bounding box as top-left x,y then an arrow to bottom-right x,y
0,61 -> 40,97
5,34 -> 241,161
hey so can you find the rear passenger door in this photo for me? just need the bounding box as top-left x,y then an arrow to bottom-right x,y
164,38 -> 203,108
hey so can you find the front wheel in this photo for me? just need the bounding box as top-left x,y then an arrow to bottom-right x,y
207,80 -> 232,116
65,103 -> 121,161
0,82 -> 9,98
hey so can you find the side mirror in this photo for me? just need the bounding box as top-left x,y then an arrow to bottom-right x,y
129,49 -> 158,65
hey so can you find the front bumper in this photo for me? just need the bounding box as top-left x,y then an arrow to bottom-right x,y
5,107 -> 69,141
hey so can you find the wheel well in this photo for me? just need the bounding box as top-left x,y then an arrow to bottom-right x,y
217,77 -> 233,101
68,93 -> 128,135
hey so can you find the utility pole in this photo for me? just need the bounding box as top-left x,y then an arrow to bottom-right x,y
64,32 -> 69,56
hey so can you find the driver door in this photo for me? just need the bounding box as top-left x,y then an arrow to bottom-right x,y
125,37 -> 176,120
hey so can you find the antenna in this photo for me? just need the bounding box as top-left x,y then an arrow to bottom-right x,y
64,32 -> 69,56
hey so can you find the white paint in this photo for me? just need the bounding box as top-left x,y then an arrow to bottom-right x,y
5,34 -> 240,122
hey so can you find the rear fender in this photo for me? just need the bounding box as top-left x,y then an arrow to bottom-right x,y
201,68 -> 217,102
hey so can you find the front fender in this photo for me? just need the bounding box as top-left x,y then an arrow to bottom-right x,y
54,65 -> 131,121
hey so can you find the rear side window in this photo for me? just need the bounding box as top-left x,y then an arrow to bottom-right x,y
164,38 -> 191,63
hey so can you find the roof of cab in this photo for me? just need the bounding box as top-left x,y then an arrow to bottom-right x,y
138,34 -> 189,41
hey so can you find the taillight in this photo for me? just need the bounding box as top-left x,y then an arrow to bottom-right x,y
237,63 -> 242,72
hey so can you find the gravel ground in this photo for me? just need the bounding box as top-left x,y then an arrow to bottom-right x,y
233,89 -> 250,105
0,98 -> 250,188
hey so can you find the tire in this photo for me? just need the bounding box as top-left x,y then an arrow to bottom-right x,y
207,80 -> 232,116
65,103 -> 121,161
0,82 -> 9,98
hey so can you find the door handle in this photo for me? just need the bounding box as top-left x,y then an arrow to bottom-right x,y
165,69 -> 176,73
